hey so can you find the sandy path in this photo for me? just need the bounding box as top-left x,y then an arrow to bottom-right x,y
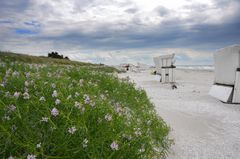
119,69 -> 240,159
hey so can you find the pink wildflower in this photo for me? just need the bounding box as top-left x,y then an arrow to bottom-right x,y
55,99 -> 61,105
105,114 -> 112,121
41,117 -> 48,122
27,154 -> 36,159
13,92 -> 20,99
83,138 -> 88,148
74,101 -> 81,109
110,141 -> 119,150
8,104 -> 16,112
52,90 -> 58,97
75,92 -> 80,97
39,96 -> 46,101
24,81 -> 29,87
8,156 -> 14,159
36,143 -> 41,148
51,83 -> 56,88
51,108 -> 59,117
68,126 -> 77,134
67,95 -> 72,100
23,92 -> 30,99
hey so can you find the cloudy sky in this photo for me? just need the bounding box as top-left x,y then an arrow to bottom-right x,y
0,0 -> 239,65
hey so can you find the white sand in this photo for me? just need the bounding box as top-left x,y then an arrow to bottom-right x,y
119,69 -> 240,159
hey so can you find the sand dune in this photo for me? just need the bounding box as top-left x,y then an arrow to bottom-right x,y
119,69 -> 240,159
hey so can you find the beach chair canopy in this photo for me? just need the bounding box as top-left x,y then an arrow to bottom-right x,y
153,54 -> 175,74
214,45 -> 240,85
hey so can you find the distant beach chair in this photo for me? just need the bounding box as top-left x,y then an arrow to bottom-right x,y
136,62 -> 150,72
153,54 -> 176,83
129,64 -> 140,73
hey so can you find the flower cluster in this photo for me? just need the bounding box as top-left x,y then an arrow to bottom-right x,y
110,141 -> 119,151
68,126 -> 77,134
52,90 -> 58,97
104,114 -> 112,121
82,138 -> 88,148
51,108 -> 59,117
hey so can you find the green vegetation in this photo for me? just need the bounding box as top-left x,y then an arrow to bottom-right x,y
0,51 -> 119,73
0,52 -> 171,159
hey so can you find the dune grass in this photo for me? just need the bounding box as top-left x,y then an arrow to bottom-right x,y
0,51 -> 119,73
0,53 -> 171,159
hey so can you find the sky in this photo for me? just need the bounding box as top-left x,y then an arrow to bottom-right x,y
0,0 -> 240,65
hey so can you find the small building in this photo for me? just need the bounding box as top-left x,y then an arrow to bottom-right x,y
209,44 -> 240,103
118,63 -> 138,72
153,54 -> 176,83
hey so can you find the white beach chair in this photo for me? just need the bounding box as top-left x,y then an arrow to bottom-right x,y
153,54 -> 176,83
209,44 -> 240,103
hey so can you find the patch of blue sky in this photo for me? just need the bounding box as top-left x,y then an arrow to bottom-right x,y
15,28 -> 37,35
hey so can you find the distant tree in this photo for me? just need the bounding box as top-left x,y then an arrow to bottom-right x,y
48,52 -> 70,60
64,56 -> 69,60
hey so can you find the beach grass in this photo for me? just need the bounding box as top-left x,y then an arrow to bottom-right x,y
0,52 -> 171,159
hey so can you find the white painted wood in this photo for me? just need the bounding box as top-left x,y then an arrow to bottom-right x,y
169,68 -> 175,83
162,69 -> 166,83
153,56 -> 162,75
161,68 -> 175,83
165,69 -> 169,82
214,45 -> 240,85
209,84 -> 233,103
233,71 -> 240,103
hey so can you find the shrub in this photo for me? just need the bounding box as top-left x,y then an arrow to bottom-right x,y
0,60 -> 171,159
48,52 -> 69,60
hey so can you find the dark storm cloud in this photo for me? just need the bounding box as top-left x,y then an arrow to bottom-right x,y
0,20 -> 12,24
0,0 -> 30,20
155,6 -> 170,16
187,22 -> 240,50
34,15 -> 239,52
42,0 -> 240,51
0,0 -> 29,12
125,7 -> 138,14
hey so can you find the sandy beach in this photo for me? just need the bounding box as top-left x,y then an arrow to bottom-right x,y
119,69 -> 240,159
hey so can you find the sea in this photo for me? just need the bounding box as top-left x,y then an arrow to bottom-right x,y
176,65 -> 214,71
